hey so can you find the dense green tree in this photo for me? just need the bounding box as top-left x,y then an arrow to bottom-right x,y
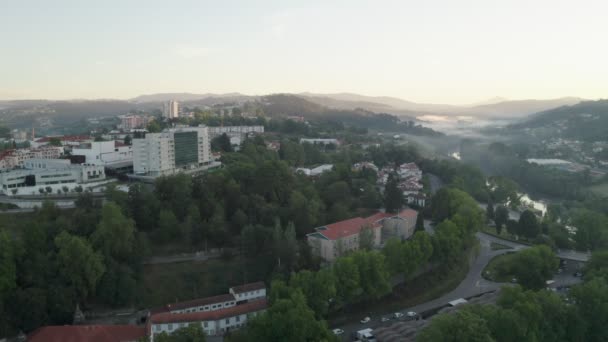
288,190 -> 322,236
432,220 -> 462,264
486,201 -> 494,221
415,212 -> 425,233
91,202 -> 136,262
384,173 -> 404,213
155,323 -> 207,342
494,205 -> 509,234
157,209 -> 179,241
0,231 -> 16,302
352,250 -> 391,300
290,269 -> 336,318
518,210 -> 540,239
332,256 -> 360,305
571,278 -> 608,342
211,133 -> 233,152
505,219 -> 519,236
511,246 -> 558,290
488,176 -> 520,206
571,209 -> 608,251
128,183 -> 160,232
359,224 -> 374,250
418,309 -> 494,342
241,290 -> 337,342
54,231 -> 105,301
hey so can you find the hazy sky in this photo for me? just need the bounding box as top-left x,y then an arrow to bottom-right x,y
1,0 -> 606,103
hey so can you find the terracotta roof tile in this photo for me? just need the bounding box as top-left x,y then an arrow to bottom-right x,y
150,298 -> 267,324
28,325 -> 146,342
231,281 -> 266,294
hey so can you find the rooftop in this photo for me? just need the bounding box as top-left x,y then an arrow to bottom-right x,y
150,298 -> 267,324
231,281 -> 266,294
309,209 -> 418,240
156,293 -> 236,313
28,325 -> 146,342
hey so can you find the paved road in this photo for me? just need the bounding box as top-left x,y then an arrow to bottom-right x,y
478,231 -> 590,262
334,232 -> 520,340
334,231 -> 586,340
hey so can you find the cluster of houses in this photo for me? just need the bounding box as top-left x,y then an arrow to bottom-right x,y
377,162 -> 426,207
28,282 -> 268,342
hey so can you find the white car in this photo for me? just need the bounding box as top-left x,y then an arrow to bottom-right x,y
407,311 -> 417,318
381,317 -> 390,322
332,328 -> 344,335
394,312 -> 404,318
360,317 -> 371,324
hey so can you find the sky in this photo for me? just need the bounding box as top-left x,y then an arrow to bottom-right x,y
1,0 -> 607,104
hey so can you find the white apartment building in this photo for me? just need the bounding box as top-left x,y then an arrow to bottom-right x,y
120,115 -> 154,130
132,126 -> 211,177
72,141 -> 133,168
0,146 -> 63,170
207,126 -> 264,137
0,158 -> 105,195
300,138 -> 339,146
163,101 -> 179,119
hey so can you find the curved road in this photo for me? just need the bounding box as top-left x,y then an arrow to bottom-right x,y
335,231 -> 584,340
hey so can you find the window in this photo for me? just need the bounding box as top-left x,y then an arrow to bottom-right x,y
154,325 -> 160,332
168,323 -> 173,331
204,321 -> 208,328
225,318 -> 230,324
236,315 -> 240,322
180,323 -> 185,328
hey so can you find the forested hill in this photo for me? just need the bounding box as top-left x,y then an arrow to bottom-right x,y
509,99 -> 608,141
261,94 -> 444,136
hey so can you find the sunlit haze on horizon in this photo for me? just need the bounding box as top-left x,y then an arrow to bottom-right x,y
1,0 -> 606,103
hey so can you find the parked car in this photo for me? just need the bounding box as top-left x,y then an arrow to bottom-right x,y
407,311 -> 417,317
360,317 -> 371,324
332,328 -> 344,335
381,317 -> 390,322
574,272 -> 583,277
394,312 -> 404,319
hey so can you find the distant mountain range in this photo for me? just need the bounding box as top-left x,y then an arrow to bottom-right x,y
509,99 -> 608,141
130,92 -> 251,103
297,93 -> 584,119
0,92 -> 589,131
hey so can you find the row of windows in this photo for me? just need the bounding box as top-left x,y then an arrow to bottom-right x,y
180,301 -> 235,313
40,173 -> 72,178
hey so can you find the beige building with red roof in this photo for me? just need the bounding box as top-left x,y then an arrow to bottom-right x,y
307,209 -> 418,262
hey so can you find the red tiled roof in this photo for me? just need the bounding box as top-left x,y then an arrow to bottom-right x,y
316,217 -> 369,240
231,281 -> 266,294
399,208 -> 418,219
163,293 -> 235,313
35,135 -> 91,143
150,298 -> 267,324
312,209 -> 419,241
28,325 -> 145,342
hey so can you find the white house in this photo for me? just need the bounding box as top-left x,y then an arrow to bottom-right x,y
149,299 -> 267,340
148,282 -> 267,340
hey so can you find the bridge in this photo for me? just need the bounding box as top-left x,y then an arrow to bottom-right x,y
477,232 -> 590,263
